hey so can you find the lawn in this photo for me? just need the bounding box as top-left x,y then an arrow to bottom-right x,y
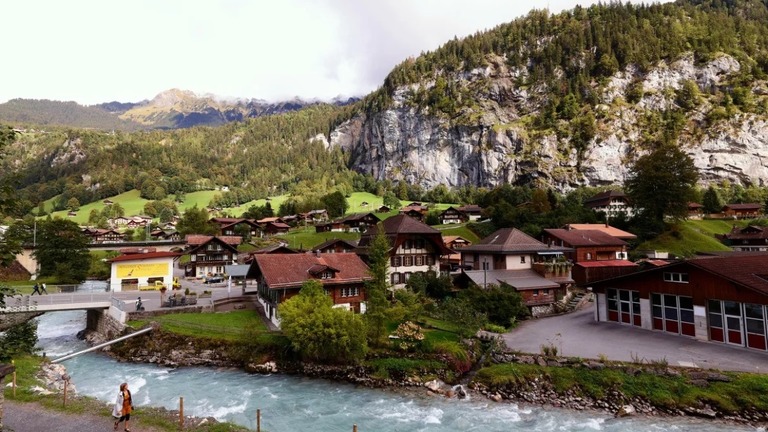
432,224 -> 481,243
47,190 -> 150,224
222,195 -> 289,217
635,220 -> 737,257
176,190 -> 220,211
275,226 -> 361,250
128,310 -> 269,341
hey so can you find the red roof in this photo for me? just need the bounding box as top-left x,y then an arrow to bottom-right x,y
544,229 -> 627,247
108,251 -> 181,263
576,260 -> 638,268
253,253 -> 371,289
689,254 -> 768,295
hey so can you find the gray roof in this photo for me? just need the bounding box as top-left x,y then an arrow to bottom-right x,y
462,269 -> 563,291
225,264 -> 250,278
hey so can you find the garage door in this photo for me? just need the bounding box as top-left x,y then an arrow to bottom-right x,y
652,294 -> 695,337
606,288 -> 641,327
709,300 -> 767,350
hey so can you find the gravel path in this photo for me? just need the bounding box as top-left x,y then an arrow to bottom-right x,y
3,400 -> 164,432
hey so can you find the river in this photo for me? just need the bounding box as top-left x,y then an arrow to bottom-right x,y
34,311 -> 761,432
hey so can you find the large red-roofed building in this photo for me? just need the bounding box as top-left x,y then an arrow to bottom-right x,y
590,253 -> 768,352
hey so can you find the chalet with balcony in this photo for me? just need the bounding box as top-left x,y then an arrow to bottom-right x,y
439,206 -> 468,224
315,220 -> 345,233
250,253 -> 371,327
717,225 -> 768,252
81,227 -> 125,243
543,228 -> 637,285
723,203 -> 762,219
400,205 -> 428,222
585,190 -> 634,217
442,235 -> 472,271
590,253 -> 768,352
342,213 -> 380,232
150,229 -> 181,241
356,214 -> 453,288
183,235 -> 240,278
312,238 -> 358,254
455,228 -> 573,315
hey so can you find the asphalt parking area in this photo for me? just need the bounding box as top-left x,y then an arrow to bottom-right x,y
502,305 -> 768,373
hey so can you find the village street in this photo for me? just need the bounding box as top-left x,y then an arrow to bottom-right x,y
502,306 -> 768,373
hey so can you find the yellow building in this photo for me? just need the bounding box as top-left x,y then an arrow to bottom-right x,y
108,250 -> 180,292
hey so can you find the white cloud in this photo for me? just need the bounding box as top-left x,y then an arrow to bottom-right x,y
0,0 -> 668,105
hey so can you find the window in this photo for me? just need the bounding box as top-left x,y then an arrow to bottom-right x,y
391,273 -> 401,284
404,256 -> 413,266
415,255 -> 424,266
533,289 -> 539,296
391,256 -> 402,267
663,272 -> 689,283
341,287 -> 360,297
427,255 -> 436,266
404,272 -> 412,281
321,271 -> 333,279
586,252 -> 592,260
415,239 -> 426,249
520,256 -> 526,264
543,289 -> 549,295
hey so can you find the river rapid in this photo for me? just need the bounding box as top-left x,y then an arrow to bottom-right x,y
34,310 -> 763,432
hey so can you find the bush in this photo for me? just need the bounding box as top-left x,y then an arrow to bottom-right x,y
483,323 -> 507,333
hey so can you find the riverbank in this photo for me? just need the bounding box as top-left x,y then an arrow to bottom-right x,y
97,325 -> 768,427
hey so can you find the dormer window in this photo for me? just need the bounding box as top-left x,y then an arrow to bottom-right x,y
322,271 -> 333,279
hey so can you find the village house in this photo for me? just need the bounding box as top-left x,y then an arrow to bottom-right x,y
399,205 -> 428,222
341,213 -> 380,232
210,217 -> 261,237
439,206 -> 468,224
81,227 -> 125,243
243,243 -> 300,263
356,214 -> 452,288
376,205 -> 391,213
183,235 -> 240,278
150,229 -> 182,241
687,202 -> 704,219
455,228 -> 573,315
561,223 -> 637,241
542,228 -> 638,285
441,235 -> 472,272
312,238 -> 358,254
717,225 -> 768,252
590,253 -> 768,352
457,204 -> 483,221
262,221 -> 291,236
250,252 -> 371,327
107,249 -> 180,292
722,203 -> 762,219
315,220 -> 346,233
584,190 -> 634,218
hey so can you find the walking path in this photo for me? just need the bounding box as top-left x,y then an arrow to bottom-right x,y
3,400 -> 165,432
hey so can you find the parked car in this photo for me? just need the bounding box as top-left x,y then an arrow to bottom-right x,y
204,274 -> 225,284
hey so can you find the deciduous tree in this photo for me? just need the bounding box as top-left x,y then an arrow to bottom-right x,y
34,218 -> 90,283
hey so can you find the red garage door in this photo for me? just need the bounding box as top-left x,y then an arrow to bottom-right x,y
607,288 -> 641,327
652,294 -> 695,337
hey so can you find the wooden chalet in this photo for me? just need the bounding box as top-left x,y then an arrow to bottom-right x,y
357,214 -> 452,288
341,213 -> 380,232
542,228 -> 637,285
439,206 -> 468,224
442,235 -> 472,271
717,225 -> 768,252
376,205 -> 391,213
263,221 -> 291,236
81,227 -> 125,243
312,238 -> 359,254
590,253 -> 768,352
585,190 -> 634,217
723,203 -> 762,219
183,235 -> 241,278
250,253 -> 371,327
210,217 -> 261,237
457,204 -> 483,221
400,206 -> 427,222
687,202 -> 704,219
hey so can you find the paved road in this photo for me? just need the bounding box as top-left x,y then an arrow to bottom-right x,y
3,400 -> 165,432
502,306 -> 768,373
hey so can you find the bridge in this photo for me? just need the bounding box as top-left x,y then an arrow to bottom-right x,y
0,292 -> 142,324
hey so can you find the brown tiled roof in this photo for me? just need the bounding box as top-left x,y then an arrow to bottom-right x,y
458,204 -> 483,213
342,213 -> 380,222
544,229 -> 627,247
576,260 -> 638,268
563,224 -> 637,240
689,254 -> 768,295
584,190 -> 628,208
723,203 -> 762,211
720,225 -> 768,240
312,238 -> 358,251
253,253 -> 371,289
372,214 -> 439,235
186,235 -> 242,246
462,228 -> 570,254
266,222 -> 291,229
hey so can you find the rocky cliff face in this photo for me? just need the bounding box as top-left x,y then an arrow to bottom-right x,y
328,53 -> 768,191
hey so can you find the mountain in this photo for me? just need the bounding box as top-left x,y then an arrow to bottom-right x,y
324,0 -> 768,191
0,90 -> 359,130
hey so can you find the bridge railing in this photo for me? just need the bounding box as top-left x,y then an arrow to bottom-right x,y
0,292 -> 113,313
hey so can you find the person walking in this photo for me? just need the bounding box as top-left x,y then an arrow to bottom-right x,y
40,282 -> 48,294
112,382 -> 133,431
31,283 -> 41,295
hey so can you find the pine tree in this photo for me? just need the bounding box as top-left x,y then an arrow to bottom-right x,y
365,226 -> 392,346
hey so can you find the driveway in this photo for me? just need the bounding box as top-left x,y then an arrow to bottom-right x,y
502,305 -> 768,373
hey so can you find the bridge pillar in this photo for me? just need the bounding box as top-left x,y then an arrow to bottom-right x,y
86,309 -> 125,343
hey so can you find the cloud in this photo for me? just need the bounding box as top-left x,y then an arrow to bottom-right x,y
0,0 -> 669,104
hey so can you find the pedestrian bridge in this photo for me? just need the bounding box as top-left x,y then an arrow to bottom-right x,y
0,293 -> 138,323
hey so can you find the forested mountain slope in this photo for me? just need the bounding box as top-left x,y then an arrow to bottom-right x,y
327,0 -> 768,190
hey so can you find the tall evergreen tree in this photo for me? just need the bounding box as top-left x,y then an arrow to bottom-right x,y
365,226 -> 392,346
702,186 -> 723,214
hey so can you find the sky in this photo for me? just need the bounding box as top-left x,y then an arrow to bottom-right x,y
2,0 -> 667,105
